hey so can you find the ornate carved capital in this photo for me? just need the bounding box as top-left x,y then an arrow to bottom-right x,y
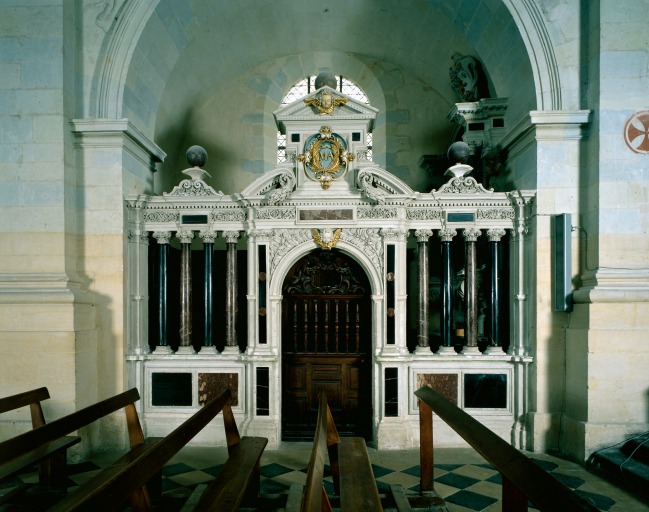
487,228 -> 507,242
152,231 -> 172,244
438,228 -> 457,242
199,230 -> 218,244
414,229 -> 433,242
223,230 -> 240,244
463,227 -> 482,242
128,230 -> 149,244
248,229 -> 273,242
381,228 -> 408,242
176,229 -> 194,244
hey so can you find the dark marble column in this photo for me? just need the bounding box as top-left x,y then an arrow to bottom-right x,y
415,229 -> 433,351
199,230 -> 217,351
486,228 -> 506,352
463,228 -> 481,350
438,228 -> 456,351
224,230 -> 240,350
177,229 -> 195,352
152,231 -> 172,353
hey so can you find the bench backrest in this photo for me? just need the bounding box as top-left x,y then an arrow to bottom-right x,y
0,388 -> 140,464
49,388 -> 233,512
301,392 -> 340,512
0,387 -> 50,428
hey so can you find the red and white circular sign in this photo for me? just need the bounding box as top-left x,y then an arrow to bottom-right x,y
624,110 -> 649,154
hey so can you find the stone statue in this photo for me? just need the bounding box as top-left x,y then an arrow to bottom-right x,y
449,54 -> 483,102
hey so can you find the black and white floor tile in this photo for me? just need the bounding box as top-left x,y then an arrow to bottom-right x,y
1,445 -> 647,511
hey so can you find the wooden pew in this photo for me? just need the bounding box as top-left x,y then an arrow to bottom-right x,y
50,388 -> 267,512
0,387 -> 80,496
286,391 -> 384,512
0,388 -> 155,510
415,386 -> 600,512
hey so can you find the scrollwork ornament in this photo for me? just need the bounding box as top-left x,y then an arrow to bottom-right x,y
144,211 -> 179,223
270,229 -> 313,271
340,228 -> 383,275
406,209 -> 442,220
436,176 -> 492,195
357,170 -> 386,204
357,206 -> 397,219
266,170 -> 296,205
256,207 -> 296,220
212,210 -> 247,222
477,208 -> 514,220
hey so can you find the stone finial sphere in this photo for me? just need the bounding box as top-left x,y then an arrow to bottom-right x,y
186,145 -> 208,167
447,141 -> 471,164
315,71 -> 337,89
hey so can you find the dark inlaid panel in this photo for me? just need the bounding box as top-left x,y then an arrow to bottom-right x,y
198,373 -> 238,406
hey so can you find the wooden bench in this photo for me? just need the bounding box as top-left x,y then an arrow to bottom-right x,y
286,391 -> 385,512
0,387 -> 80,498
0,388 -> 158,510
49,388 -> 267,512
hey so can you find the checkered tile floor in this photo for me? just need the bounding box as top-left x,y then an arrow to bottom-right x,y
1,445 -> 647,511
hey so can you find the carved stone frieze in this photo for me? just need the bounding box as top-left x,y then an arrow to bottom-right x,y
144,210 -> 179,223
406,208 -> 442,220
477,208 -> 514,220
357,206 -> 397,219
434,176 -> 492,195
256,207 -> 296,220
212,210 -> 247,222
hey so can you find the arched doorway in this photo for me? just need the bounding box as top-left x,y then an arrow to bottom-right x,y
281,249 -> 373,440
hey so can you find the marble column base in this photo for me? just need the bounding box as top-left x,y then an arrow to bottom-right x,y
482,345 -> 504,356
175,346 -> 196,355
221,345 -> 241,354
199,345 -> 219,354
461,345 -> 481,355
415,345 -> 434,355
436,346 -> 457,355
153,345 -> 174,355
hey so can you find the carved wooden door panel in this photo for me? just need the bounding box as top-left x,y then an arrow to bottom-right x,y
282,250 -> 372,440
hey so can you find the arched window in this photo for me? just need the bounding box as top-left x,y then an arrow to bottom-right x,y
278,75 -> 372,163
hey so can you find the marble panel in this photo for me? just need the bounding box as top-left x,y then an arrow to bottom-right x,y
198,373 -> 238,407
417,373 -> 458,405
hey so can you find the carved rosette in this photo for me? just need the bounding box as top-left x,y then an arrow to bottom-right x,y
438,228 -> 457,242
176,229 -> 194,244
462,227 -> 482,242
223,230 -> 240,244
487,228 -> 507,242
199,230 -> 218,244
152,231 -> 172,244
414,229 -> 433,242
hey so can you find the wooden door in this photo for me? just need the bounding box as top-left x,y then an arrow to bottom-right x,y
282,250 -> 372,440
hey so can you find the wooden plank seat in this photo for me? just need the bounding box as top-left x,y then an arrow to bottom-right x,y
50,387 -> 268,512
286,391 -> 386,512
0,388 -> 154,510
0,387 -> 80,496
